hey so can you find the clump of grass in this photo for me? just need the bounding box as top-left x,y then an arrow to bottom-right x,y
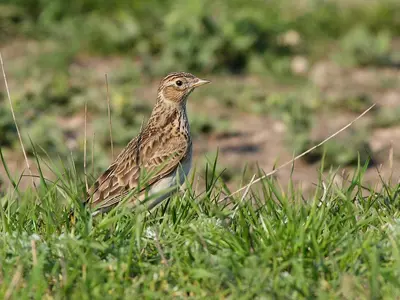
374,107 -> 400,128
334,25 -> 392,67
1,153 -> 400,298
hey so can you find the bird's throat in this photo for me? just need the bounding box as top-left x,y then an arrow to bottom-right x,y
148,99 -> 188,130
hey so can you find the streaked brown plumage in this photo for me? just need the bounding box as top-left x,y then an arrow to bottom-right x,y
85,72 -> 210,214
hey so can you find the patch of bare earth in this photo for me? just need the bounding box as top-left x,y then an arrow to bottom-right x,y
192,61 -> 400,194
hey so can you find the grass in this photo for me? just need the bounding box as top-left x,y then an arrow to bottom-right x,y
1,146 -> 400,298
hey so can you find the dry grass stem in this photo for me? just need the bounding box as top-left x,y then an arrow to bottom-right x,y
222,104 -> 376,202
154,229 -> 169,266
0,53 -> 36,189
389,143 -> 393,180
4,265 -> 22,300
31,239 -> 38,266
84,101 -> 89,192
92,132 -> 95,175
232,174 -> 256,219
105,74 -> 114,160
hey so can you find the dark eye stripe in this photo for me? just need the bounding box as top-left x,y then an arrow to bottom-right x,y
165,75 -> 183,82
159,72 -> 196,90
163,72 -> 194,82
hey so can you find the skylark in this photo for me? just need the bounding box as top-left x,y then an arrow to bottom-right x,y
85,72 -> 210,214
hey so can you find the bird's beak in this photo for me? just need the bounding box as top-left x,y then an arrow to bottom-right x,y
191,78 -> 211,88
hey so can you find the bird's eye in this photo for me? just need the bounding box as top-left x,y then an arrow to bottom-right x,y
176,80 -> 183,86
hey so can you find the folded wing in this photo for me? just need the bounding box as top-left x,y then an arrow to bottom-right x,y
86,130 -> 188,212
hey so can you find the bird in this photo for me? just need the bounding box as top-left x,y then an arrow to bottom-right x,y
85,72 -> 210,214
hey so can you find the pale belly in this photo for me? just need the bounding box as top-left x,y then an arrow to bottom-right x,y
147,150 -> 192,209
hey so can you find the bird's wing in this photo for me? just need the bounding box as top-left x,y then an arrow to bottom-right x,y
86,130 -> 189,212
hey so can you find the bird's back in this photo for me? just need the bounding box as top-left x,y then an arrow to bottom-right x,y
86,104 -> 191,213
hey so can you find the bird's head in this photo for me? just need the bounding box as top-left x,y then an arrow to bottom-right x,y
157,72 -> 210,105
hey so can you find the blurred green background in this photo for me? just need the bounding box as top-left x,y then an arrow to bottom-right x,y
0,0 -> 399,187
